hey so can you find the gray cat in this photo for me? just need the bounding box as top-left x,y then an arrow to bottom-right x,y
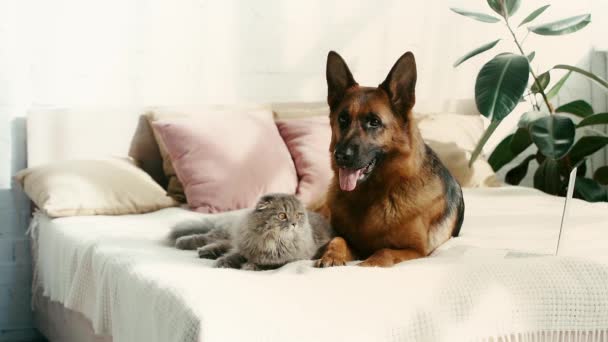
170,193 -> 333,270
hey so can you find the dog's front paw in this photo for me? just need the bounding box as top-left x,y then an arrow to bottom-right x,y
314,253 -> 347,268
358,259 -> 385,267
358,254 -> 394,267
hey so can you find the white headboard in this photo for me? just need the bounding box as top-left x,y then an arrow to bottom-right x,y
26,106 -> 168,186
27,107 -> 146,167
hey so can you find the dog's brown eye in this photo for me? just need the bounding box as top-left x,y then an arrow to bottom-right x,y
278,212 -> 287,220
368,117 -> 382,128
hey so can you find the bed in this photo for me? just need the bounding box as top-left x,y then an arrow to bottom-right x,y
26,105 -> 608,342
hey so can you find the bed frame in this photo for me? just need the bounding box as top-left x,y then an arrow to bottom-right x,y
26,100 -> 478,342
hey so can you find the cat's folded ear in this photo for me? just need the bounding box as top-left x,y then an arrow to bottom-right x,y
256,199 -> 271,211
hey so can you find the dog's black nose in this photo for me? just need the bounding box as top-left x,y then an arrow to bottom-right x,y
335,145 -> 356,165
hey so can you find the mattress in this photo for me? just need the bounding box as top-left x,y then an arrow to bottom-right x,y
30,187 -> 608,342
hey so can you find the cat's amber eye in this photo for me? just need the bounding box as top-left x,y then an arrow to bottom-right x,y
297,213 -> 303,219
278,212 -> 287,220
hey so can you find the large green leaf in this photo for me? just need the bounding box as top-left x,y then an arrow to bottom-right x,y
554,64 -> 608,89
510,127 -> 532,155
558,158 -> 586,179
518,111 -> 548,129
488,133 -> 515,171
487,0 -> 521,18
593,166 -> 608,185
569,136 -> 608,164
577,113 -> 608,128
576,160 -> 588,178
531,71 -> 550,94
535,149 -> 546,165
450,8 -> 501,23
575,177 -> 608,202
555,100 -> 594,118
505,154 -> 536,185
453,39 -> 500,67
546,71 -> 571,100
469,120 -> 500,167
530,115 -> 575,159
529,14 -> 591,36
534,158 -> 562,195
519,4 -> 550,27
475,53 -> 530,121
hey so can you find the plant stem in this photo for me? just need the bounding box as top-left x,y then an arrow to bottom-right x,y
504,18 -> 554,114
521,30 -> 530,45
526,94 -> 535,109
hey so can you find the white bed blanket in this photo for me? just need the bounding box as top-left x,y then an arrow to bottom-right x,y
30,187 -> 608,342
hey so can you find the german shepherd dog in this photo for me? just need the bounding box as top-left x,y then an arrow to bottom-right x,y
314,51 -> 464,268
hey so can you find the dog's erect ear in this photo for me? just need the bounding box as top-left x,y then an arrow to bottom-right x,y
379,52 -> 417,116
326,51 -> 358,112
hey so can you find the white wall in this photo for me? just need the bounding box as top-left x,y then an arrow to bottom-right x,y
0,0 -> 604,339
9,0 -> 600,107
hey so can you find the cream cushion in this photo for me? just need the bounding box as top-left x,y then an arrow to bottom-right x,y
15,158 -> 177,217
272,102 -> 329,119
416,112 -> 502,187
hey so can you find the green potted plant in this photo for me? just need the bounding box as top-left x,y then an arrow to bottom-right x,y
451,0 -> 608,202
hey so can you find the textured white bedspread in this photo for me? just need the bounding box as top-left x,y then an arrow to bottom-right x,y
31,187 -> 608,342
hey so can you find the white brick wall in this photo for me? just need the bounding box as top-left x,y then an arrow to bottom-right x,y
1,0 -> 38,339
0,115 -> 36,341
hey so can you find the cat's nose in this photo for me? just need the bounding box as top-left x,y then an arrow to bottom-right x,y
290,223 -> 297,229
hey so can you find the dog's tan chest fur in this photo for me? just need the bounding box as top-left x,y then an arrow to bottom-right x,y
328,170 -> 447,258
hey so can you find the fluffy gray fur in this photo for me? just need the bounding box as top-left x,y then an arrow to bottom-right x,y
170,193 -> 333,270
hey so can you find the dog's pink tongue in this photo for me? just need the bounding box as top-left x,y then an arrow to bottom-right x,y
339,168 -> 362,191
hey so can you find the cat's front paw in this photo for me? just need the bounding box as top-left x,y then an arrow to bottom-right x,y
197,246 -> 225,259
215,255 -> 242,269
241,262 -> 259,271
175,236 -> 196,250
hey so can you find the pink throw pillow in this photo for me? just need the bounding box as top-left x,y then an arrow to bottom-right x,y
152,110 -> 298,213
276,116 -> 333,205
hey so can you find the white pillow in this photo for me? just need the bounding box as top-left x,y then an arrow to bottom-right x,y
416,112 -> 503,188
15,158 -> 177,217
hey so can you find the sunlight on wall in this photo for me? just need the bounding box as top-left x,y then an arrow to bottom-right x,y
10,0 -> 599,109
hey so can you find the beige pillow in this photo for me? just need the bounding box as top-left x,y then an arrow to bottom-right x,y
15,158 -> 177,217
416,112 -> 502,187
272,102 -> 329,119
